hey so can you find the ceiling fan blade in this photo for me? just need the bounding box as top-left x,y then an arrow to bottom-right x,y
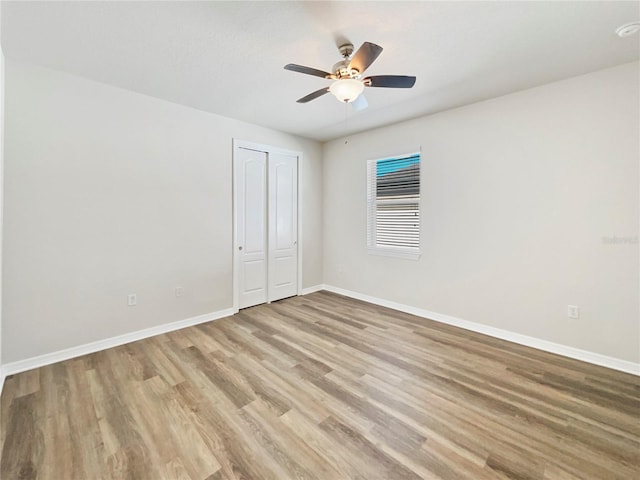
348,42 -> 383,74
364,75 -> 416,88
351,94 -> 368,112
284,64 -> 334,79
296,87 -> 330,103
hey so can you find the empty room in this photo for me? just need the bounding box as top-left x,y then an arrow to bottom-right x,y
0,1 -> 638,479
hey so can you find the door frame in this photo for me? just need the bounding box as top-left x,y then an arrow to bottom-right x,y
232,139 -> 303,313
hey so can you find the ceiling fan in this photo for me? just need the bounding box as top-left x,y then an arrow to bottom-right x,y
284,41 -> 416,110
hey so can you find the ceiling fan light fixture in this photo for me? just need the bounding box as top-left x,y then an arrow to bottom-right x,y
329,79 -> 365,103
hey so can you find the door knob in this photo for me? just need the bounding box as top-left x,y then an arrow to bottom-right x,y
239,246 -> 243,251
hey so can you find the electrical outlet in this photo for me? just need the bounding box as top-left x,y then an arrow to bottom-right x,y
127,294 -> 137,306
567,305 -> 579,319
175,287 -> 184,297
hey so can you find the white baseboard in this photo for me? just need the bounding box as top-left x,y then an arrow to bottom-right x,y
1,307 -> 235,378
301,284 -> 325,295
2,286 -> 637,390
0,366 -> 6,398
322,285 -> 640,376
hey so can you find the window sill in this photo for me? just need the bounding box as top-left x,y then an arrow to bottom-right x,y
367,247 -> 421,260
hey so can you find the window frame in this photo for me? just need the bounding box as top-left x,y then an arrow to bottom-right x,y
366,151 -> 421,260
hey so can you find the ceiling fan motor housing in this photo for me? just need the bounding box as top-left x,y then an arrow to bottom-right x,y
333,43 -> 361,79
332,60 -> 360,79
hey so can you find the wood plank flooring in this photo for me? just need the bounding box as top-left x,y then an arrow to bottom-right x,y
1,291 -> 638,479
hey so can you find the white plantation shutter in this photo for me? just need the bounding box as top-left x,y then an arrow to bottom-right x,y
367,153 -> 420,257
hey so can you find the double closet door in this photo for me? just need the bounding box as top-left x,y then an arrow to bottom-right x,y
234,143 -> 299,309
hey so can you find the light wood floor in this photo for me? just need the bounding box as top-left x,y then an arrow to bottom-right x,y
1,291 -> 638,479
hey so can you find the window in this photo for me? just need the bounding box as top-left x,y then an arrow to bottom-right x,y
367,152 -> 421,259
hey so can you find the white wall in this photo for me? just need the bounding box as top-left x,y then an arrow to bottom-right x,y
3,58 -> 638,369
2,60 -> 323,363
323,62 -> 640,364
0,5 -> 4,382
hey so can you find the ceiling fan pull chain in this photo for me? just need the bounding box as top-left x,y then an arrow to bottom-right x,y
344,102 -> 349,144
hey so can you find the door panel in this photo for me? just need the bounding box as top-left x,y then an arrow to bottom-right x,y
243,260 -> 266,293
244,160 -> 267,254
274,256 -> 297,287
236,148 -> 268,309
268,153 -> 298,301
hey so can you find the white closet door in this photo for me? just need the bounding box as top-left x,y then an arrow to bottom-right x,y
235,148 -> 268,309
268,152 -> 298,302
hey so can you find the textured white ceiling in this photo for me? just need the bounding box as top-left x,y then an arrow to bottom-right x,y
2,1 -> 639,141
